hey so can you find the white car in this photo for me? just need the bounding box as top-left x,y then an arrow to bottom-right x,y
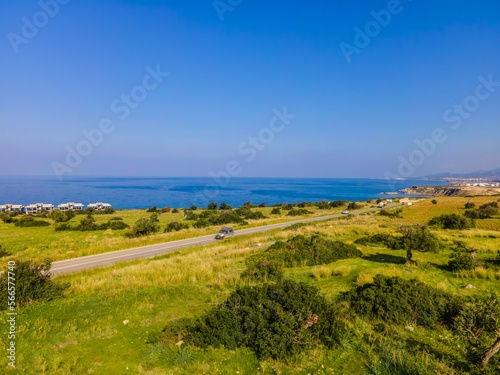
342,210 -> 349,214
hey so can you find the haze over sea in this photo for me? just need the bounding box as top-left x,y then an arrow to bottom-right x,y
0,176 -> 445,209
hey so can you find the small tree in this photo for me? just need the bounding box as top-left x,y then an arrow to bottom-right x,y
465,202 -> 475,209
397,225 -> 443,264
453,294 -> 500,368
431,199 -> 437,204
448,241 -> 478,271
207,202 -> 218,210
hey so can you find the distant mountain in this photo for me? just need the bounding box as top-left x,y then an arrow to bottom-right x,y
420,167 -> 500,180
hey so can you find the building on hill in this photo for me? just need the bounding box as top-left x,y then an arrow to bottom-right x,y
23,203 -> 54,214
57,202 -> 84,211
0,204 -> 24,212
87,202 -> 112,210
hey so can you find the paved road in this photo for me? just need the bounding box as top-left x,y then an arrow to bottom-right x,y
51,205 -> 397,275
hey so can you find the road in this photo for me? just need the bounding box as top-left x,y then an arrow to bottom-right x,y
51,205 -> 397,275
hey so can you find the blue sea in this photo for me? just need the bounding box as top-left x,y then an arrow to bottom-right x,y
0,176 -> 444,209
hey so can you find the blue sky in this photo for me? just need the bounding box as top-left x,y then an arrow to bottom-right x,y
1,0 -> 499,178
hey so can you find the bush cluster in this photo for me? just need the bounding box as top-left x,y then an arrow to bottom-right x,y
165,221 -> 189,232
428,213 -> 474,229
14,215 -> 51,227
192,210 -> 248,228
246,235 -> 363,270
448,241 -> 479,271
0,260 -> 68,310
378,208 -> 403,218
465,201 -> 499,219
342,275 -> 458,327
55,215 -> 129,231
126,216 -> 159,237
163,280 -> 347,360
234,206 -> 266,220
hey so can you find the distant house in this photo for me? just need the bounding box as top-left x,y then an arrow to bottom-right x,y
386,199 -> 393,203
87,202 -> 112,211
400,198 -> 410,205
57,202 -> 84,211
23,203 -> 54,214
0,204 -> 24,212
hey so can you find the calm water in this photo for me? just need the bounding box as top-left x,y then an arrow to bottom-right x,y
0,176 -> 444,209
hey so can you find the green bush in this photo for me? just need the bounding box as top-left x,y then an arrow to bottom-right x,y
14,215 -> 50,227
126,218 -> 159,237
109,220 -> 130,230
0,259 -> 68,310
428,213 -> 474,229
342,275 -> 458,327
165,221 -> 189,232
448,241 -> 478,272
431,199 -> 437,204
464,202 -> 475,209
287,208 -> 312,216
0,245 -> 11,258
55,223 -> 71,231
270,207 -> 281,215
183,211 -> 199,221
163,280 -> 347,360
347,202 -> 362,210
234,206 -> 266,220
246,235 -> 362,269
193,211 -> 247,228
330,200 -> 347,208
283,204 -> 294,210
317,200 -> 330,209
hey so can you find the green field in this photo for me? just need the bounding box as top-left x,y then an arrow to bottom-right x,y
1,197 -> 500,374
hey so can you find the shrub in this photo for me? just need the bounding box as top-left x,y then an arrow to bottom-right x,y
258,202 -> 266,207
330,200 -> 347,208
172,208 -> 179,213
453,293 -> 500,369
283,204 -> 294,210
127,218 -> 159,237
165,221 -> 189,232
183,211 -> 199,221
0,259 -> 68,310
163,280 -> 347,360
219,202 -> 232,210
431,199 -> 437,204
465,202 -> 475,209
109,220 -> 130,230
448,241 -> 478,272
76,214 -> 99,231
287,208 -> 312,216
55,223 -> 71,231
317,200 -> 330,209
347,202 -> 362,210
14,215 -> 50,227
0,212 -> 18,224
342,275 -> 458,327
147,206 -> 158,212
234,207 -> 266,220
207,202 -> 218,210
270,207 -> 281,215
428,213 -> 474,229
246,235 -> 362,269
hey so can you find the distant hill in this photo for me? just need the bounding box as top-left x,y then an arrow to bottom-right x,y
420,167 -> 500,180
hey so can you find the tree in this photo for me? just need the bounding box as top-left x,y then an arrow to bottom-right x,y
347,202 -> 362,210
397,225 -> 443,264
465,202 -> 475,209
453,294 -> 500,368
448,241 -> 478,271
428,213 -> 474,230
207,202 -> 218,210
219,202 -> 232,210
431,199 -> 437,204
127,218 -> 159,237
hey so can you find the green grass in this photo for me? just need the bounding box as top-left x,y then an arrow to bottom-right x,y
1,197 -> 500,373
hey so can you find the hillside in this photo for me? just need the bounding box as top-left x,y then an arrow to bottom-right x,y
401,185 -> 500,197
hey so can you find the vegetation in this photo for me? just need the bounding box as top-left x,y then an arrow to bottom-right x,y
428,213 -> 474,229
379,208 -> 403,218
14,215 -> 50,227
287,208 -> 312,216
0,259 -> 68,310
448,241 -> 479,271
165,221 -> 189,232
398,225 -> 443,264
2,196 -> 500,373
347,202 -> 362,210
342,275 -> 458,327
162,280 -> 346,360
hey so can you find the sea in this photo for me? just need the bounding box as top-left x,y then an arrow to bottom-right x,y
0,176 -> 445,209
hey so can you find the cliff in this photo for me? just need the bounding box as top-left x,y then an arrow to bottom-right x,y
400,185 -> 500,197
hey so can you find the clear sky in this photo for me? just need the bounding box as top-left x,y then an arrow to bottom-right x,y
1,0 -> 499,179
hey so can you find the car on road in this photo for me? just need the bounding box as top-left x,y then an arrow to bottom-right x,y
215,227 -> 234,239
342,210 -> 349,214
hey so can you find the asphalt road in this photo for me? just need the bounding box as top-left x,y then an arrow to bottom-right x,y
50,205 -> 397,275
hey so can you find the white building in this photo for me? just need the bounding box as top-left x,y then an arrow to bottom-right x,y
0,204 -> 24,212
87,202 -> 112,210
57,202 -> 84,211
23,203 -> 54,214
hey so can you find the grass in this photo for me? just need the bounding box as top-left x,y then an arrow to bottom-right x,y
1,196 -> 500,373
